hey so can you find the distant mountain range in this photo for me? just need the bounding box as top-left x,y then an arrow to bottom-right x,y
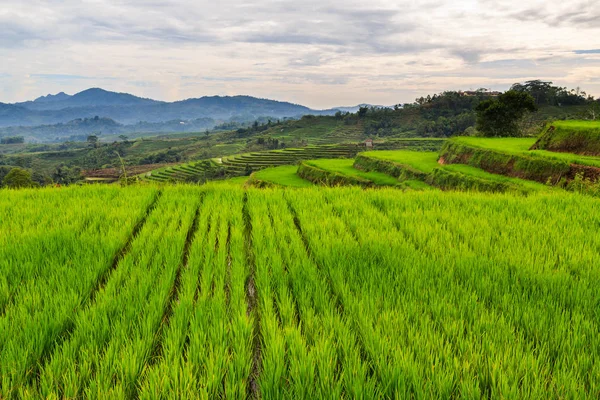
0,88 -> 385,142
0,88 -> 347,128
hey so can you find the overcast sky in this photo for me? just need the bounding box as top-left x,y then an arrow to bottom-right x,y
1,0 -> 599,108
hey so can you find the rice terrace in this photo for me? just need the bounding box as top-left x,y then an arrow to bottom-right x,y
2,1 -> 600,398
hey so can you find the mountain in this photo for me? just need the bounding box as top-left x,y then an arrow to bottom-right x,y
2,89 -> 337,130
65,88 -> 161,107
33,92 -> 72,103
18,88 -> 162,111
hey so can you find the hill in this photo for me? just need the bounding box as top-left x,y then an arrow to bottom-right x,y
1,89 -> 338,129
17,88 -> 160,110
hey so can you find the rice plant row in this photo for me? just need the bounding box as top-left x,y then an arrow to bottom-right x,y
1,185 -> 599,398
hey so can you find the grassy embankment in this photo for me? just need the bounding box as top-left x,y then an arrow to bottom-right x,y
356,150 -> 549,193
531,120 -> 600,156
440,137 -> 600,187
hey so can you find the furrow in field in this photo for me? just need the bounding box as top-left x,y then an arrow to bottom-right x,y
281,190 -> 380,397
143,192 -> 205,370
138,191 -> 216,398
284,197 -> 345,316
224,222 -> 232,309
243,192 -> 262,400
89,189 -> 163,304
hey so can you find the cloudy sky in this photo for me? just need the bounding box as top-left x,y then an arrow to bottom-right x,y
1,0 -> 599,108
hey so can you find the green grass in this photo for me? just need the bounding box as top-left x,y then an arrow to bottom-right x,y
551,120 -> 600,129
307,159 -> 403,186
253,165 -> 313,187
455,137 -> 600,167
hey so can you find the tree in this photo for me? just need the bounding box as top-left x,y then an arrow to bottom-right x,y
52,164 -> 82,185
2,168 -> 37,189
511,80 -> 554,105
588,101 -> 600,120
87,135 -> 99,148
357,106 -> 369,118
118,135 -> 129,142
475,91 -> 537,137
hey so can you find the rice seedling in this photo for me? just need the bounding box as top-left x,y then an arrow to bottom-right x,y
1,184 -> 599,398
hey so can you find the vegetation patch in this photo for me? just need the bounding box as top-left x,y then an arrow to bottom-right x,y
531,120 -> 600,156
427,168 -> 527,194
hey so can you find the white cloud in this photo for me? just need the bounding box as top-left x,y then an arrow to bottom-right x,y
0,0 -> 598,107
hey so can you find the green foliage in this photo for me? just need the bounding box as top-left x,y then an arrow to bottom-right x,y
476,91 -> 538,137
0,136 -> 25,144
52,164 -> 82,185
139,149 -> 183,165
426,168 -> 524,193
1,167 -> 37,188
511,80 -> 590,106
565,172 -> 600,196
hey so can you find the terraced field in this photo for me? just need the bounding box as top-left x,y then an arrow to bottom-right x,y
357,150 -> 551,193
3,185 -> 600,398
144,160 -> 218,183
220,144 -> 361,173
144,139 -> 447,184
250,166 -> 313,188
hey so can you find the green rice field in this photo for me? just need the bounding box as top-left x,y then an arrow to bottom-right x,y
1,184 -> 599,398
